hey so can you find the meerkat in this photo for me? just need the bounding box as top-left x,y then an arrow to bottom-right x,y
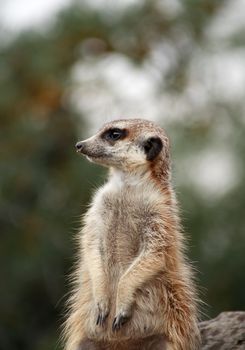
63,119 -> 201,350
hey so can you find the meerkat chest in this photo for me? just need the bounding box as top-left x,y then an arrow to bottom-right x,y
100,191 -> 146,266
90,175 -> 163,266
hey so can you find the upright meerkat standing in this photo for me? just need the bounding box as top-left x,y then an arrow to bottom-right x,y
64,119 -> 200,350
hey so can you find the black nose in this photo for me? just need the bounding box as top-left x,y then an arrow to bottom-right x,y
75,141 -> 84,151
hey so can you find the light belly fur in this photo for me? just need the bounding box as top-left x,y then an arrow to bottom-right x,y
83,195 -> 167,341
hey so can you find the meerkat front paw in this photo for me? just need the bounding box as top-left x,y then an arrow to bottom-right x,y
112,282 -> 134,331
95,298 -> 110,327
112,310 -> 131,332
112,302 -> 132,332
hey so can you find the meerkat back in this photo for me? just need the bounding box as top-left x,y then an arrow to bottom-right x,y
63,119 -> 201,350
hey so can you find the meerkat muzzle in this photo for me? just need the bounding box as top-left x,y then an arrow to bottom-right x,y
75,141 -> 85,153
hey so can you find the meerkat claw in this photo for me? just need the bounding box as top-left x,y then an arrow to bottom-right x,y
112,313 -> 129,332
96,310 -> 109,327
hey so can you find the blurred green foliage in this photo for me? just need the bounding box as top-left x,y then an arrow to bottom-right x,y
0,1 -> 245,349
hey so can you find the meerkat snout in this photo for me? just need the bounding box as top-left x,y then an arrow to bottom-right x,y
75,141 -> 85,152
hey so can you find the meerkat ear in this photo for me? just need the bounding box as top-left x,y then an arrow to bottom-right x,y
143,136 -> 163,161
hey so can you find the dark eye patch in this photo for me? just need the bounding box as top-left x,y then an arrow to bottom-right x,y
101,128 -> 128,142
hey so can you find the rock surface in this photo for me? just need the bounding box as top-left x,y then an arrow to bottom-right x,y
200,312 -> 245,349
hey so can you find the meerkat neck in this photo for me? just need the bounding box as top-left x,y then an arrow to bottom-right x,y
108,167 -> 149,187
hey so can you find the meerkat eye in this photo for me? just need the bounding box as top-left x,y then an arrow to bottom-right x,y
109,129 -> 122,140
102,128 -> 127,142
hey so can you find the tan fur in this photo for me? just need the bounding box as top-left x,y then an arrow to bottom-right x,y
63,119 -> 201,350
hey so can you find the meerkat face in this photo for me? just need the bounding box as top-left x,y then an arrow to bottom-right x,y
75,119 -> 169,172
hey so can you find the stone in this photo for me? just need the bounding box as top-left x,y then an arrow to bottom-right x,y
200,311 -> 245,349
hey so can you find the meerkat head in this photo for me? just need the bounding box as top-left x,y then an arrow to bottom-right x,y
75,119 -> 170,174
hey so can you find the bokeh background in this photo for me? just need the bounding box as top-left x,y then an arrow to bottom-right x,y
1,0 -> 245,349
